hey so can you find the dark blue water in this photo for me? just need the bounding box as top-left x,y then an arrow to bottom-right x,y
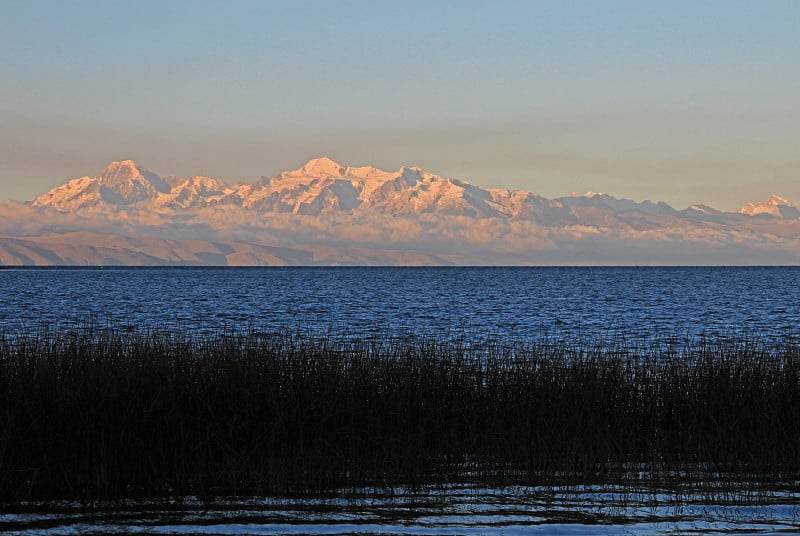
4,484 -> 800,535
1,266 -> 799,341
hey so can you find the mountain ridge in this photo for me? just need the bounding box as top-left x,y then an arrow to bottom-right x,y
3,158 -> 799,266
29,157 -> 798,221
739,195 -> 800,219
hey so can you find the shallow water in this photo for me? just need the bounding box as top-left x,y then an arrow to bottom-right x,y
2,485 -> 799,535
1,266 -> 799,341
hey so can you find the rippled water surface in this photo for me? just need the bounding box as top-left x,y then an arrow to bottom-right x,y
2,485 -> 799,535
1,266 -> 799,340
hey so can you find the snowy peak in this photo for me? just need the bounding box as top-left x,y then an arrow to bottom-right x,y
100,160 -> 171,203
31,174 -> 99,210
685,204 -> 725,216
99,160 -> 143,184
98,160 -> 169,191
32,160 -> 172,210
247,159 -> 502,217
154,176 -> 237,209
344,165 -> 390,179
768,194 -> 790,204
282,158 -> 433,184
739,195 -> 800,219
291,157 -> 346,178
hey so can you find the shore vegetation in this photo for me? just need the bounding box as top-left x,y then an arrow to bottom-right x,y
1,327 -> 798,500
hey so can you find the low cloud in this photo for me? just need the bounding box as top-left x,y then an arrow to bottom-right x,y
4,200 -> 799,266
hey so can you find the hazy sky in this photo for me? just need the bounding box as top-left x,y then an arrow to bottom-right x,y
2,1 -> 799,210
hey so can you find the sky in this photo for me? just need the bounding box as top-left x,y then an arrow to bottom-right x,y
1,0 -> 799,211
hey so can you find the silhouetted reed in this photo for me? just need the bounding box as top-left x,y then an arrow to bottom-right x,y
0,327 -> 798,500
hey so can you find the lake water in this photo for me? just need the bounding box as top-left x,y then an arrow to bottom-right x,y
2,266 -> 799,534
2,266 -> 800,342
3,484 -> 800,535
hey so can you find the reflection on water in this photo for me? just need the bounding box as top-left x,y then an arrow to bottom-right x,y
2,484 -> 799,535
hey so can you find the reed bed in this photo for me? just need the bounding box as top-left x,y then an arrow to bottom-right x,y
0,327 -> 798,500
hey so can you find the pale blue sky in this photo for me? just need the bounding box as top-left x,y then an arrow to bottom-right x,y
2,1 -> 799,210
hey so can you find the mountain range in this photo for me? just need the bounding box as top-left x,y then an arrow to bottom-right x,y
1,157 -> 799,265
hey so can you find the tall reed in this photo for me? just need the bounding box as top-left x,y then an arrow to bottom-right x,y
0,327 -> 798,500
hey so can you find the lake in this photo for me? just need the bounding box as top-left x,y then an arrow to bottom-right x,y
2,484 -> 799,535
1,266 -> 799,535
2,266 -> 799,342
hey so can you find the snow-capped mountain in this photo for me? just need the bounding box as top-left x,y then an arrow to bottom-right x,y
32,160 -> 171,210
6,157 -> 799,266
31,157 -> 691,223
739,195 -> 800,219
